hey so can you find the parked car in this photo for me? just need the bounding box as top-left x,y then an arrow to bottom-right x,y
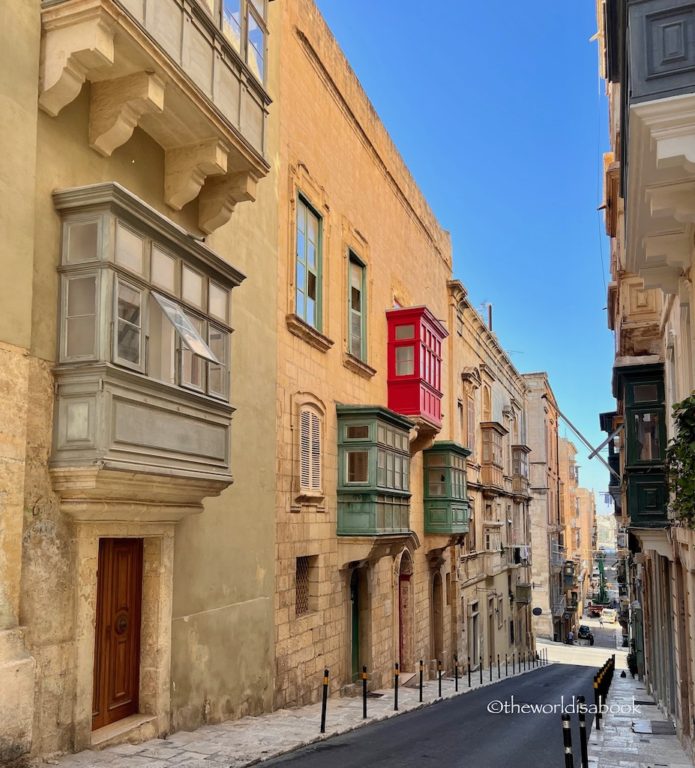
601,608 -> 617,623
577,625 -> 595,645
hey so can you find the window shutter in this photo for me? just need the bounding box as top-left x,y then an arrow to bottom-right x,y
310,412 -> 321,490
300,410 -> 311,489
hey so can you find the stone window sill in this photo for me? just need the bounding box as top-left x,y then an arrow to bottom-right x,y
286,314 -> 334,353
291,491 -> 326,513
343,352 -> 376,379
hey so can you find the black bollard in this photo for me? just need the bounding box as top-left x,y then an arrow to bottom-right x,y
577,695 -> 589,768
394,662 -> 399,711
505,653 -> 508,677
479,659 -> 483,685
438,658 -> 442,698
468,656 -> 472,687
497,654 -> 500,679
562,713 -> 574,768
489,655 -> 492,682
419,659 -> 423,703
513,652 -> 516,675
362,665 -> 368,719
320,668 -> 329,733
454,654 -> 459,692
593,676 -> 600,731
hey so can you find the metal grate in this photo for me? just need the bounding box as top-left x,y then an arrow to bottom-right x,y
296,556 -> 310,615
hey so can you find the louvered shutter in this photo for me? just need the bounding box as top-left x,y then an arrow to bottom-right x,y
310,412 -> 321,490
300,409 -> 311,489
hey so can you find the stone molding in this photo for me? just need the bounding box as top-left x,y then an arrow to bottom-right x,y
285,313 -> 334,353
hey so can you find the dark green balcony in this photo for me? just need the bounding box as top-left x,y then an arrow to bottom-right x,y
423,441 -> 471,535
336,405 -> 413,536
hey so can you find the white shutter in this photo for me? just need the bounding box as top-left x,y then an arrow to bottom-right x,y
310,412 -> 321,490
300,410 -> 311,489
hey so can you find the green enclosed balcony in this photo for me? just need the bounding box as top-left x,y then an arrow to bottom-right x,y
336,405 -> 413,536
423,441 -> 471,535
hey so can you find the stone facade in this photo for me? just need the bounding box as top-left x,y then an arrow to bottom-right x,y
0,0 -> 278,761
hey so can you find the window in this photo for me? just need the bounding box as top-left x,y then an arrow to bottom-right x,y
348,254 -> 366,360
395,345 -> 414,376
512,448 -> 528,478
214,0 -> 267,83
482,428 -> 503,466
632,411 -> 661,462
296,197 -> 322,330
59,209 -> 233,401
295,555 -> 318,616
346,450 -> 369,484
299,407 -> 322,492
467,395 -> 476,456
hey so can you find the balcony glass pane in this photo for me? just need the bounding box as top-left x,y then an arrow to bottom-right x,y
346,425 -> 369,440
182,265 -> 204,308
181,314 -> 205,391
209,282 -> 229,323
633,411 -> 662,461
66,221 -> 99,263
247,12 -> 265,81
116,281 -> 142,365
347,450 -> 369,483
428,469 -> 446,496
115,222 -> 144,275
396,345 -> 414,375
66,276 -> 96,357
151,246 -> 176,292
395,324 -> 414,340
633,383 -> 658,403
147,295 -> 175,385
222,0 -> 241,50
208,326 -> 229,398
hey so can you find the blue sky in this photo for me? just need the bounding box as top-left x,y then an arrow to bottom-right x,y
314,0 -> 616,511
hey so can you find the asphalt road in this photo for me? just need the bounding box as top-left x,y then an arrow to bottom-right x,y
264,663 -> 598,768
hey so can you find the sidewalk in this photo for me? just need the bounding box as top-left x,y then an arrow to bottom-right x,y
588,673 -> 693,768
43,660 -> 547,768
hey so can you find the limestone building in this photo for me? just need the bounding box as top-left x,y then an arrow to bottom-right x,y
1,0 -> 278,761
597,0 -> 695,759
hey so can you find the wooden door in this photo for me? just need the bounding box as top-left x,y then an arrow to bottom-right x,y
92,538 -> 143,730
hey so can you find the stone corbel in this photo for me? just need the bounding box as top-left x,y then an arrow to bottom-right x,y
198,171 -> 259,234
39,6 -> 115,117
89,72 -> 166,157
647,182 -> 695,225
654,126 -> 695,175
641,263 -> 683,295
644,232 -> 692,271
164,139 -> 229,211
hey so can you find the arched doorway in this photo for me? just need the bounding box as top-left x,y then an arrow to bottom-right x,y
432,572 -> 444,663
398,551 -> 414,671
350,567 -> 370,682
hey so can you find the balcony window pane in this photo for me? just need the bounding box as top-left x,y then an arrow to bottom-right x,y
66,221 -> 99,263
396,345 -> 414,376
633,411 -> 661,461
115,222 -> 144,275
181,313 -> 205,391
428,469 -> 446,496
247,11 -> 265,81
182,265 -> 204,308
209,282 -> 229,322
147,295 -> 175,385
386,452 -> 394,487
222,0 -> 241,49
151,246 -> 176,292
66,276 -> 96,357
395,324 -> 414,340
250,0 -> 265,17
208,325 -> 229,398
377,448 -> 386,486
347,425 -> 369,440
633,383 -> 658,403
116,281 -> 142,365
347,450 -> 368,483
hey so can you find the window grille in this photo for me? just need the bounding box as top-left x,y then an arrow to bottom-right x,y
296,556 -> 310,615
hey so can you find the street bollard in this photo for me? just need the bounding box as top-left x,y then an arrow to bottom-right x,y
468,656 -> 472,688
362,665 -> 368,719
394,662 -> 399,711
577,695 -> 589,768
593,676 -> 600,731
562,714 -> 574,768
522,652 -> 526,671
438,659 -> 443,698
454,654 -> 459,692
505,653 -> 508,677
513,652 -> 516,675
320,668 -> 329,734
480,660 -> 483,685
419,659 -> 423,703
489,656 -> 492,682
497,654 -> 500,679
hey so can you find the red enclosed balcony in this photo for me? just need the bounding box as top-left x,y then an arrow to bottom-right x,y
386,306 -> 447,429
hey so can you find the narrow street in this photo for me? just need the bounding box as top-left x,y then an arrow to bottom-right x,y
263,663 -> 597,768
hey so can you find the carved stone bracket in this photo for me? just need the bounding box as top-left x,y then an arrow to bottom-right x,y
164,139 -> 229,211
644,231 -> 692,271
89,72 -> 166,157
647,182 -> 695,225
39,5 -> 115,117
198,171 -> 259,234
